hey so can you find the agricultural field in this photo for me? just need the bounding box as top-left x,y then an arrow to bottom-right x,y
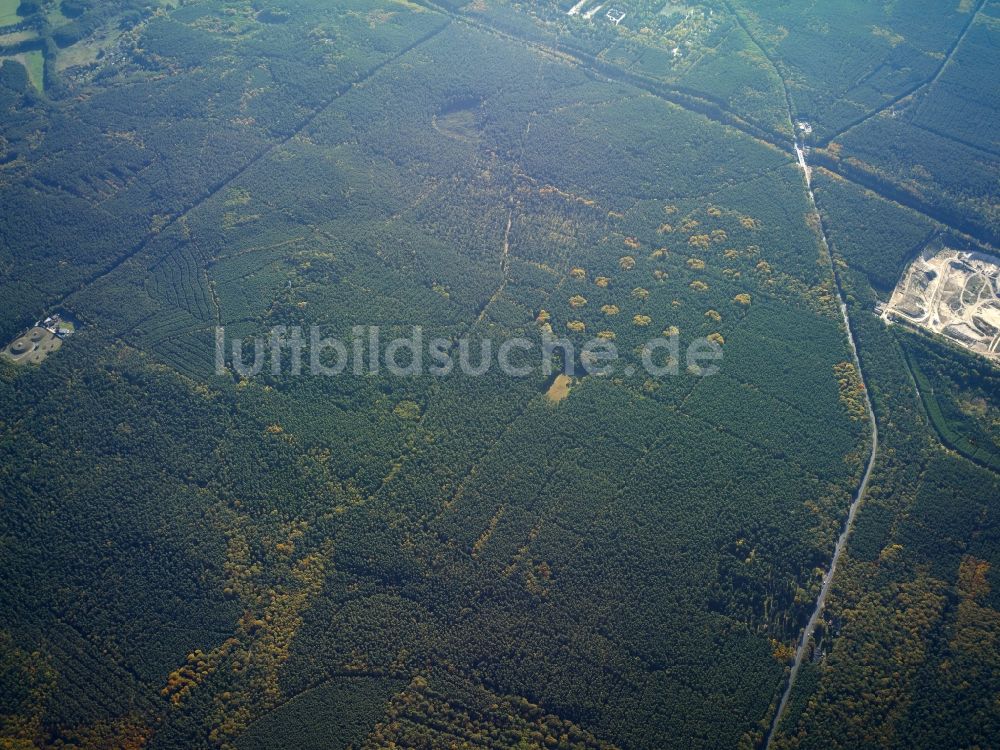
0,1 -> 998,750
0,0 -> 20,27
0,49 -> 44,90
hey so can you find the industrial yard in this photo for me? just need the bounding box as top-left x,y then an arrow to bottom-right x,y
881,244 -> 1000,362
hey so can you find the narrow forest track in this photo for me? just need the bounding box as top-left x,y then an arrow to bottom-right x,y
475,207 -> 514,325
719,8 -> 883,746
762,136 -> 880,749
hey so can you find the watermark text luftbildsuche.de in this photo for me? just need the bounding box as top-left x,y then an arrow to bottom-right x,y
215,325 -> 723,380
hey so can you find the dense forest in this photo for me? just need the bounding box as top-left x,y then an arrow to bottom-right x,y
0,1 -> 997,749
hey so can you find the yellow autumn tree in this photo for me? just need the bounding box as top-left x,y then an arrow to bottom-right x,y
569,294 -> 588,308
595,276 -> 611,288
770,639 -> 796,663
619,255 -> 636,271
567,320 -> 586,333
633,314 -> 652,326
601,304 -> 620,316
